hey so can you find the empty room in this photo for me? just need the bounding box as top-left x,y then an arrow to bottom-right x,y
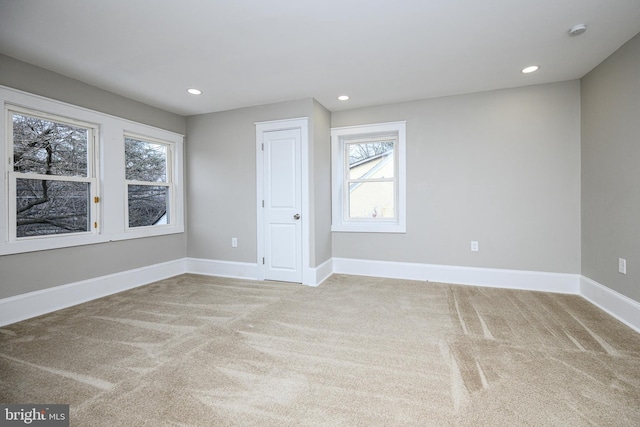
1,1 -> 639,425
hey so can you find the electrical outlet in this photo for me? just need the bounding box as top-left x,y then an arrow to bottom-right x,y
232,237 -> 238,248
471,241 -> 479,252
619,258 -> 626,274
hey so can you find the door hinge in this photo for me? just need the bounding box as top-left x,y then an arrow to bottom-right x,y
262,200 -> 264,208
261,143 -> 264,151
94,196 -> 100,203
262,257 -> 265,265
94,222 -> 98,229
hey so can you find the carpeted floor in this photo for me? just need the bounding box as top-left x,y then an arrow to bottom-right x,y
1,274 -> 639,426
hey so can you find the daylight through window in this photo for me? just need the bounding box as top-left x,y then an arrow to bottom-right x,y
125,135 -> 172,228
346,138 -> 396,219
331,121 -> 406,233
10,109 -> 97,239
1,87 -> 185,256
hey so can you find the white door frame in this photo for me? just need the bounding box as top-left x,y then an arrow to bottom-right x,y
256,117 -> 311,285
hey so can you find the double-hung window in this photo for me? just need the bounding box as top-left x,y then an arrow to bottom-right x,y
8,107 -> 98,240
331,121 -> 406,233
124,135 -> 173,229
1,86 -> 185,255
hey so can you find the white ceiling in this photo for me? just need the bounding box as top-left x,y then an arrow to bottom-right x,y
1,0 -> 639,116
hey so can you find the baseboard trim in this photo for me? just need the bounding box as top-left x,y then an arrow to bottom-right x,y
580,276 -> 640,333
185,257 -> 259,280
2,257 -> 637,335
0,256 -> 337,326
0,259 -> 186,327
332,257 -> 580,294
308,258 -> 333,287
186,257 -> 333,288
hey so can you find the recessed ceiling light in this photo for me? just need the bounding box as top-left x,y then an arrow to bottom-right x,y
187,88 -> 202,95
338,95 -> 350,101
521,65 -> 540,74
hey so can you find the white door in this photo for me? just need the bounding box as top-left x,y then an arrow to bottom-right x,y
262,128 -> 302,282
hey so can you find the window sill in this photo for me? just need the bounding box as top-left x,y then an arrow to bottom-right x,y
331,223 -> 406,233
0,226 -> 184,256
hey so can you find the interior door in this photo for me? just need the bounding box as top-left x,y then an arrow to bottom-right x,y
262,128 -> 302,282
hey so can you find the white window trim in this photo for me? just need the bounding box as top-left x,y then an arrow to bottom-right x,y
123,133 -> 176,233
0,85 -> 184,255
331,121 -> 406,233
7,105 -> 100,242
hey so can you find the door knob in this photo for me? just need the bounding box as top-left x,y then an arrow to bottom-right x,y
293,213 -> 300,220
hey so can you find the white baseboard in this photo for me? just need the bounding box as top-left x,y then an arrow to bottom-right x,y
0,256 -> 335,326
2,256 -> 638,335
332,257 -> 580,294
580,276 -> 640,333
185,257 -> 259,280
186,257 -> 334,288
0,259 -> 186,327
307,258 -> 333,287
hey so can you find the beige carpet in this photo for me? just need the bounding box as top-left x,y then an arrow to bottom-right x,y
1,274 -> 639,426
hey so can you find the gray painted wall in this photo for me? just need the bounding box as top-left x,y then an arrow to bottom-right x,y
0,55 -> 187,299
581,33 -> 640,302
0,55 -> 186,134
186,99 -> 317,264
312,100 -> 332,266
331,81 -> 582,275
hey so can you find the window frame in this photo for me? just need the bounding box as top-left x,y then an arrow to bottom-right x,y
7,106 -> 100,242
331,121 -> 406,233
0,85 -> 185,255
123,133 -> 174,232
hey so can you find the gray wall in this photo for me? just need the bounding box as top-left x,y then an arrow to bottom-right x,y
0,55 -> 187,299
311,100 -> 332,266
0,55 -> 186,134
331,81 -> 582,275
186,99 -> 316,264
581,33 -> 640,302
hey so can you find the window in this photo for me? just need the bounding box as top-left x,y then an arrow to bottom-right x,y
8,107 -> 98,240
1,86 -> 184,255
125,135 -> 172,229
331,121 -> 406,233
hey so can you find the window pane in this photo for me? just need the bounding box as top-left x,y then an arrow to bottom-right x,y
347,141 -> 394,179
12,113 -> 88,177
125,137 -> 167,182
16,178 -> 90,237
128,185 -> 169,227
348,181 -> 395,219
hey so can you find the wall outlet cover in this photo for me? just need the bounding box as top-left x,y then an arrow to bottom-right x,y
618,258 -> 627,274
